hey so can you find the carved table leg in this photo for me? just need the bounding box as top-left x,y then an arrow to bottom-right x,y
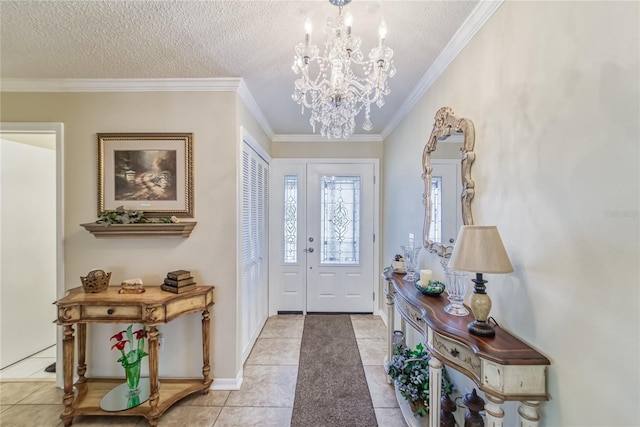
385,280 -> 395,384
148,326 -> 160,419
76,323 -> 87,383
60,325 -> 75,427
485,393 -> 505,427
518,401 -> 541,427
428,356 -> 443,427
202,309 -> 213,392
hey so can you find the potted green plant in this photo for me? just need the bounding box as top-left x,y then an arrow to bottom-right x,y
386,342 -> 454,417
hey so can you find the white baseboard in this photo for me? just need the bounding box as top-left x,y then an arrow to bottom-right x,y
378,308 -> 389,327
210,373 -> 243,391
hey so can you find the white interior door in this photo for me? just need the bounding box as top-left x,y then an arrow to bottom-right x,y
240,141 -> 269,361
269,160 -> 376,314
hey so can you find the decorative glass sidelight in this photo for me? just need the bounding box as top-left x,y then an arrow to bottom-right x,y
320,175 -> 361,264
429,176 -> 442,243
283,175 -> 298,263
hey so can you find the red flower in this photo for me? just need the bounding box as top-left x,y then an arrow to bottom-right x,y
110,324 -> 148,368
110,330 -> 126,341
111,340 -> 129,351
133,329 -> 148,340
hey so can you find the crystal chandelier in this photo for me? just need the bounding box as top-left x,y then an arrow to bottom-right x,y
292,0 -> 396,139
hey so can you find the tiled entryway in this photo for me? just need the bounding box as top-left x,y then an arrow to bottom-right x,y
0,346 -> 56,380
0,315 -> 406,426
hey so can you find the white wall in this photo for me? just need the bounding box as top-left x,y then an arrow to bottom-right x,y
0,91 -> 245,382
384,1 -> 639,426
0,136 -> 57,368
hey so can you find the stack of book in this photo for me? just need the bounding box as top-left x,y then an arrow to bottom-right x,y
161,270 -> 196,293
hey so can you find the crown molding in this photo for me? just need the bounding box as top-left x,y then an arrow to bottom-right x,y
0,77 -> 243,92
0,77 -> 276,140
272,133 -> 383,143
381,0 -> 504,140
237,80 -> 274,139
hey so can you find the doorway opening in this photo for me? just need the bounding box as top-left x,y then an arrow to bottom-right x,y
0,122 -> 64,386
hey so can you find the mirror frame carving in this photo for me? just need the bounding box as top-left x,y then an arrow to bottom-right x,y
422,107 -> 476,257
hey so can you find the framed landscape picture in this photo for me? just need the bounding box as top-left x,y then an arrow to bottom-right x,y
98,133 -> 194,218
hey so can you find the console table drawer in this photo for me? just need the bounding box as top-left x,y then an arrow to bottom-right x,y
83,305 -> 141,320
431,331 -> 481,381
396,294 -> 426,335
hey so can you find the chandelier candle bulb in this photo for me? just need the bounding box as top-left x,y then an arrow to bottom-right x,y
378,20 -> 387,45
345,11 -> 352,35
304,18 -> 312,45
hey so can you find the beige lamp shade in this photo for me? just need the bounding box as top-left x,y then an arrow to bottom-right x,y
448,226 -> 514,274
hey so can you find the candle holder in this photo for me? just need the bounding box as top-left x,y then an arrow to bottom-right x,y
400,245 -> 421,282
442,259 -> 469,316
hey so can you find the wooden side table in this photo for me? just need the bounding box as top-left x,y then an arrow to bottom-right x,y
383,268 -> 550,426
54,285 -> 214,427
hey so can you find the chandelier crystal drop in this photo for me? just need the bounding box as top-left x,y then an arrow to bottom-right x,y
292,0 -> 396,139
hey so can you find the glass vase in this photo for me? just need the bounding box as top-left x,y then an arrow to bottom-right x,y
400,245 -> 421,282
442,259 -> 469,316
124,359 -> 142,394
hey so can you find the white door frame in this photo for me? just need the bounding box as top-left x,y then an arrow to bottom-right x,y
0,122 -> 65,387
268,158 -> 380,316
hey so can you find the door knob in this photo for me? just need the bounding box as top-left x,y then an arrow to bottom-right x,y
449,238 -> 455,243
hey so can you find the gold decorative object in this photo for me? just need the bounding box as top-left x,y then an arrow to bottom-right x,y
80,269 -> 111,293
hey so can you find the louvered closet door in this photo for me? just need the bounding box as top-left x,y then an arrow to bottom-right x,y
241,142 -> 269,361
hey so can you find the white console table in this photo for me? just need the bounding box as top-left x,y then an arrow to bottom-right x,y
383,268 -> 550,426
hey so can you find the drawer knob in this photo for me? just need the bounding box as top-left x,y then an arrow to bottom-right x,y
107,308 -> 115,315
450,348 -> 460,358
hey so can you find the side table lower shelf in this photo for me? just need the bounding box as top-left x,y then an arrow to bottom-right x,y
66,378 -> 209,424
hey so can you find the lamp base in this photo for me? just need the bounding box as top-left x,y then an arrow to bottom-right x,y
467,320 -> 495,337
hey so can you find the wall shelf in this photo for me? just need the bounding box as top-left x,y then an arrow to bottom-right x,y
80,222 -> 197,238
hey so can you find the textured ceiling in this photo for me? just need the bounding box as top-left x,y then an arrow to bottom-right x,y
0,1 -> 479,137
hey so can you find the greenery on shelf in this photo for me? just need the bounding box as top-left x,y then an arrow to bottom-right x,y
96,206 -> 177,225
386,342 -> 455,417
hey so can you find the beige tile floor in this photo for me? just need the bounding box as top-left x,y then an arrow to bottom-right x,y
0,346 -> 57,380
0,315 -> 406,427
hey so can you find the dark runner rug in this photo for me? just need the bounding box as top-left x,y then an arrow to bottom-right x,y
291,315 -> 377,427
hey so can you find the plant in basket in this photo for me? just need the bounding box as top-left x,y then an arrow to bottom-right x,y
385,342 -> 454,417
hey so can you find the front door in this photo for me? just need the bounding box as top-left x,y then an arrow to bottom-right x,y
305,163 -> 374,312
270,160 -> 376,314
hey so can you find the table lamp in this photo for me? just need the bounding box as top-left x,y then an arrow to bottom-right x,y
447,225 -> 513,337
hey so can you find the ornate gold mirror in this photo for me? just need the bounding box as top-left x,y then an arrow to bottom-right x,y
422,107 -> 475,257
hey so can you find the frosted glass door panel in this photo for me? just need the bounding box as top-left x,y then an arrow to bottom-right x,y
320,175 -> 361,265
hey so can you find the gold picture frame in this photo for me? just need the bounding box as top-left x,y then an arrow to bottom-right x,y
98,133 -> 194,218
